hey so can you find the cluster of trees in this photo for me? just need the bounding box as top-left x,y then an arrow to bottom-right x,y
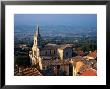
14,55 -> 31,67
79,43 -> 96,52
14,45 -> 31,67
74,38 -> 97,52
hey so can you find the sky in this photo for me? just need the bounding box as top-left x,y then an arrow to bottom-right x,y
14,14 -> 97,27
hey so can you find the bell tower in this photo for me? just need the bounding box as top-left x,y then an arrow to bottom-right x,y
29,25 -> 42,70
33,25 -> 42,48
31,25 -> 42,65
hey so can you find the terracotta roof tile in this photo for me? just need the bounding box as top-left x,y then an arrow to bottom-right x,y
80,68 -> 97,76
88,51 -> 97,58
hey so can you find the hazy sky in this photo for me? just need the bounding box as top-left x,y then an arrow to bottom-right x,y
14,14 -> 97,27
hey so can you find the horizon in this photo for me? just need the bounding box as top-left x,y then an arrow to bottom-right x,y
14,14 -> 97,28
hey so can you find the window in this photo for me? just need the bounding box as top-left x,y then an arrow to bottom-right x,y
66,52 -> 68,57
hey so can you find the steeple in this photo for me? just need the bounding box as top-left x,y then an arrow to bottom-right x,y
31,25 -> 42,67
33,25 -> 42,48
37,25 -> 40,35
34,25 -> 39,37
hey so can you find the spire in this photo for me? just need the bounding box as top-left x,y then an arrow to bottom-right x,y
36,25 -> 39,35
34,25 -> 39,37
37,25 -> 39,35
33,25 -> 42,48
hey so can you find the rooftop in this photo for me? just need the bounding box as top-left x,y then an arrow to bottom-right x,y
58,44 -> 73,50
42,43 -> 73,50
79,68 -> 97,76
88,51 -> 97,58
14,67 -> 42,76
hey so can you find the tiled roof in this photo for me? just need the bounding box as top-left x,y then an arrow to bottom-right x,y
42,59 -> 70,66
58,44 -> 73,50
77,51 -> 85,56
42,44 -> 58,50
80,68 -> 97,76
14,67 -> 42,76
41,44 -> 73,50
88,51 -> 97,58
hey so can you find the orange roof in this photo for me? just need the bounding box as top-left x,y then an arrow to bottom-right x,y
80,69 -> 97,76
58,44 -> 73,50
88,51 -> 97,58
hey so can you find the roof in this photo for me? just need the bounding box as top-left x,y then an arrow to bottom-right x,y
77,51 -> 85,56
41,56 -> 57,60
80,68 -> 97,76
88,51 -> 97,58
42,59 -> 70,66
41,44 -> 73,50
70,56 -> 84,62
42,45 -> 58,50
14,67 -> 42,76
58,44 -> 73,50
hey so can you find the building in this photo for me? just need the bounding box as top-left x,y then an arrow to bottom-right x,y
29,26 -> 74,75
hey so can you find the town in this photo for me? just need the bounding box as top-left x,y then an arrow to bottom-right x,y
14,25 -> 97,76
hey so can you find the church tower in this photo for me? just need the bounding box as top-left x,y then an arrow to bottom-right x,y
33,25 -> 42,48
29,25 -> 42,70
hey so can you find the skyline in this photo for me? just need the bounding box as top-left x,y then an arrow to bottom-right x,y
14,14 -> 97,27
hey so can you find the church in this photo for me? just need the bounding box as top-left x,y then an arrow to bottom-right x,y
29,26 -> 74,75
